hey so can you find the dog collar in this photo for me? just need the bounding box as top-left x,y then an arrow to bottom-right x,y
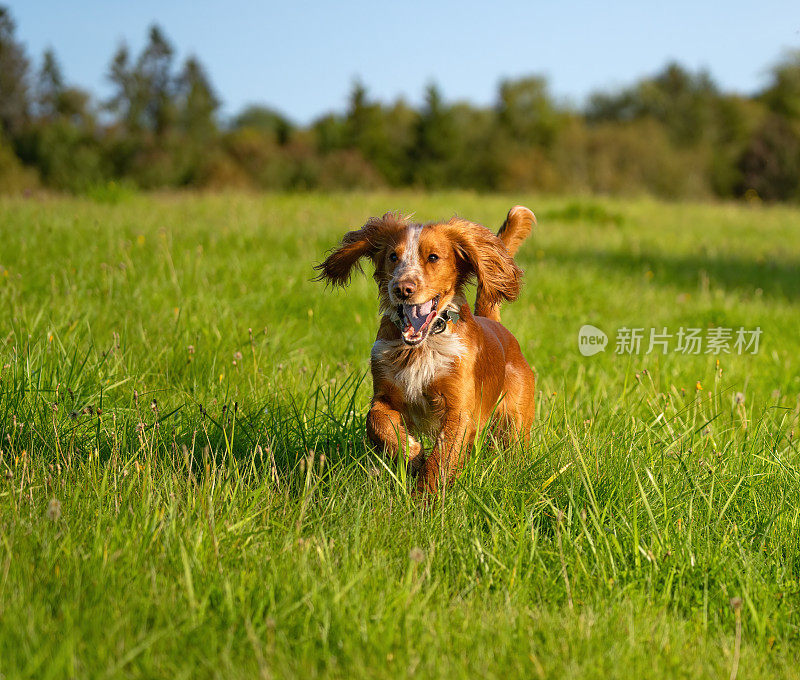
431,309 -> 460,335
391,308 -> 460,336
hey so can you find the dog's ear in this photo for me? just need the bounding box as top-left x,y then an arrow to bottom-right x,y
447,218 -> 522,304
314,213 -> 402,286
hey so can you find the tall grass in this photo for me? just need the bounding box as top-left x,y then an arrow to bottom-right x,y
1,192 -> 799,678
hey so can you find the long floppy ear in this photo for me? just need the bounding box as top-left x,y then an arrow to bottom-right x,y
447,218 -> 522,305
313,213 -> 401,286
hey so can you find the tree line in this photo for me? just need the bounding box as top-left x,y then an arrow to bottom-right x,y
1,6 -> 799,201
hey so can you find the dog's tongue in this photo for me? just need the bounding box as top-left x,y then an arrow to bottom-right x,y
404,299 -> 434,333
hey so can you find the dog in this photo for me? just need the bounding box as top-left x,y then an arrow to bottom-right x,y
315,206 -> 536,494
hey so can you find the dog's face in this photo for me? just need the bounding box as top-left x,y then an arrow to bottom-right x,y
315,213 -> 521,346
378,224 -> 461,345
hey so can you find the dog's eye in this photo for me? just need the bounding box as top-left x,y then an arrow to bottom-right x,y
389,252 -> 398,262
428,253 -> 439,263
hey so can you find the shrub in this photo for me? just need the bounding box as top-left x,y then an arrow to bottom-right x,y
0,135 -> 38,193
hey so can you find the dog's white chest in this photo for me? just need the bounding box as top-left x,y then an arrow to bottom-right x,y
370,333 -> 465,405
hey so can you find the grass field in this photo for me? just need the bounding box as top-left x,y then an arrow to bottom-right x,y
1,191 -> 800,679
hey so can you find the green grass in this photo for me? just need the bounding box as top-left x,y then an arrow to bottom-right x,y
1,191 -> 800,679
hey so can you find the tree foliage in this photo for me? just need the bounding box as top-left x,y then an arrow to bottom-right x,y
0,7 -> 30,137
1,5 -> 799,201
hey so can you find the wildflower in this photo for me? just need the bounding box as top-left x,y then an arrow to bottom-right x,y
734,392 -> 745,405
187,345 -> 195,354
409,547 -> 425,563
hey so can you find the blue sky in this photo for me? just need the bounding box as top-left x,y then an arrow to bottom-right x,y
8,0 -> 800,124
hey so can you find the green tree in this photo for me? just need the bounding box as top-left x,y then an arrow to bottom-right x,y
447,103 -> 496,189
0,6 -> 30,137
233,105 -> 292,145
312,113 -> 347,153
137,25 -> 176,137
176,56 -> 219,141
737,115 -> 800,201
587,63 -> 720,146
106,25 -> 177,137
497,76 -> 561,148
409,84 -> 456,187
106,43 -> 141,134
35,49 -> 95,128
104,25 -> 188,186
35,48 -> 64,121
761,50 -> 800,119
345,84 -> 416,185
344,80 -> 372,149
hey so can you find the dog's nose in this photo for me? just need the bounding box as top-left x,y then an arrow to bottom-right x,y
394,280 -> 417,300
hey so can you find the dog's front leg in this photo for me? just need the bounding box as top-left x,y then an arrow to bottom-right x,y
416,412 -> 476,494
367,395 -> 424,474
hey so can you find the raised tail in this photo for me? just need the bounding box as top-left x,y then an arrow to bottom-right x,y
474,205 -> 536,321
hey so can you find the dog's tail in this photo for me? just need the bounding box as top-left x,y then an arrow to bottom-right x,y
474,205 -> 536,322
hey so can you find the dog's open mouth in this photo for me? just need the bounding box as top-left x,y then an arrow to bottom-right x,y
398,296 -> 439,346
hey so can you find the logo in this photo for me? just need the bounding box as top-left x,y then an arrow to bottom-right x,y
576,325 -> 762,357
578,325 -> 608,356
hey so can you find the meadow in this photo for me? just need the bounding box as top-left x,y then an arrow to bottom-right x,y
1,191 -> 799,679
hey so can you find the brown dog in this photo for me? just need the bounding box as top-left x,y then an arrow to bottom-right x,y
315,206 -> 536,493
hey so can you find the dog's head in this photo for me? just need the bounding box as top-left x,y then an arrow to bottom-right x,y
314,213 -> 521,346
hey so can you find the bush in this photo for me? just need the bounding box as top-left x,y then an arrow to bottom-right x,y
222,128 -> 293,189
315,149 -> 385,190
581,119 -> 711,198
28,121 -> 109,192
737,115 -> 800,202
0,135 -> 38,194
